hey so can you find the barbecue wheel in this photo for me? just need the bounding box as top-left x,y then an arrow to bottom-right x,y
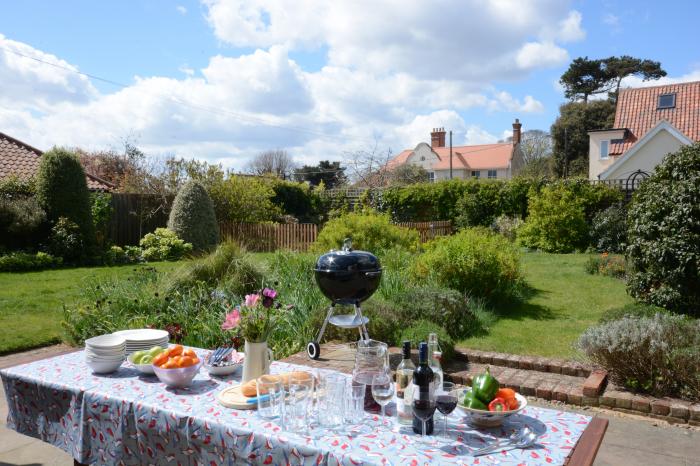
307,341 -> 321,360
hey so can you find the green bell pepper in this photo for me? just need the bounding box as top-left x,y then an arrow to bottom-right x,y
461,388 -> 488,410
472,367 -> 499,404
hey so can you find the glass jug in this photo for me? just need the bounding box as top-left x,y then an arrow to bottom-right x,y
351,339 -> 390,412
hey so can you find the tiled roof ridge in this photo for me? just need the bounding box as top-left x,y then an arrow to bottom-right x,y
0,130 -> 43,156
618,79 -> 700,93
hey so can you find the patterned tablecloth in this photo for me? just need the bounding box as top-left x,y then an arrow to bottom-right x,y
1,349 -> 591,465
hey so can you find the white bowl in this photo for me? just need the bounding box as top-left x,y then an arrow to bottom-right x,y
454,389 -> 527,427
204,351 -> 244,376
127,353 -> 158,374
85,334 -> 127,349
153,361 -> 202,388
86,354 -> 125,362
85,348 -> 125,357
87,358 -> 124,374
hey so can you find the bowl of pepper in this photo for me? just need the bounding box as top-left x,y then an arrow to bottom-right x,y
455,367 -> 527,427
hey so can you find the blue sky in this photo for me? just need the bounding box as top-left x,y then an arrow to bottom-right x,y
1,0 -> 699,169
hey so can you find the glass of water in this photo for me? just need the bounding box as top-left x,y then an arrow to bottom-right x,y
287,384 -> 311,432
256,375 -> 284,420
317,373 -> 345,427
371,373 -> 394,418
345,381 -> 365,424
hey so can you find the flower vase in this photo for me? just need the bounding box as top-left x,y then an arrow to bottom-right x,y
242,340 -> 273,382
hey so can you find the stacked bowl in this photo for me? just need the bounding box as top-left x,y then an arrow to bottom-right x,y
85,335 -> 126,374
113,329 -> 169,355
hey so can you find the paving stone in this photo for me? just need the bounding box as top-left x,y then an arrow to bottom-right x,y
535,380 -> 557,400
689,404 -> 700,422
505,371 -> 528,392
552,382 -> 570,403
631,395 -> 651,413
669,400 -> 691,420
533,358 -> 549,372
650,398 -> 671,416
480,352 -> 494,365
505,354 -> 520,368
450,371 -> 472,386
491,353 -> 508,367
613,391 -> 633,410
582,395 -> 599,407
517,356 -> 535,371
599,390 -> 618,408
582,370 -> 608,397
561,362 -> 579,376
567,386 -> 584,405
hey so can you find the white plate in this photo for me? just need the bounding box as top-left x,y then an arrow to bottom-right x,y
85,334 -> 127,349
114,329 -> 169,342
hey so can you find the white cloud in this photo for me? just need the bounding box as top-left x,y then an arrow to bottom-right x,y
176,5 -> 188,15
557,11 -> 586,42
463,126 -> 499,145
515,41 -> 569,69
488,91 -> 544,113
602,13 -> 619,27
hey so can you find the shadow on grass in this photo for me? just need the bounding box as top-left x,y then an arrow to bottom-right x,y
488,282 -> 557,322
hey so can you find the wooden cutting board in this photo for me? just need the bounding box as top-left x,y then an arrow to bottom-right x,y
217,384 -> 257,410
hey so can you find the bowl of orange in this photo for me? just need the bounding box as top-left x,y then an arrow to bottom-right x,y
152,344 -> 202,388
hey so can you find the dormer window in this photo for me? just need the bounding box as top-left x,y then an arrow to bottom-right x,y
658,93 -> 676,109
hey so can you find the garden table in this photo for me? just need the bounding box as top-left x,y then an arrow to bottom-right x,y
1,349 -> 607,465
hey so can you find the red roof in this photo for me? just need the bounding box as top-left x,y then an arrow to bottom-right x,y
0,132 -> 114,192
388,143 -> 513,171
610,80 -> 700,155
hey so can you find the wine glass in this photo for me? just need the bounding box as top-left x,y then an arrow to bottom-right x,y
412,383 -> 436,438
436,381 -> 457,437
371,373 -> 394,418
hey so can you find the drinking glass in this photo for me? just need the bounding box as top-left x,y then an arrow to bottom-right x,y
256,375 -> 284,420
317,373 -> 345,427
412,384 -> 436,438
436,381 -> 457,437
344,381 -> 365,424
290,372 -> 315,417
287,384 -> 311,432
371,373 -> 394,418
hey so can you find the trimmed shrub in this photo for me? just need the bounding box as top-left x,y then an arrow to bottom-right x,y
517,183 -> 589,252
313,210 -> 420,254
36,148 -> 95,251
0,175 -> 36,197
578,314 -> 700,401
413,227 -> 522,300
271,180 -> 323,223
47,217 -> 84,263
0,251 -> 62,272
91,193 -> 113,250
590,203 -> 627,253
584,253 -> 626,279
104,245 -> 141,265
454,181 -> 503,228
491,215 -> 523,242
626,143 -> 700,314
168,180 -> 219,251
140,228 -> 192,262
0,196 -> 46,249
399,320 -> 455,363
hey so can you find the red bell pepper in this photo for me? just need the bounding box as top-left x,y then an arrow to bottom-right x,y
488,397 -> 508,412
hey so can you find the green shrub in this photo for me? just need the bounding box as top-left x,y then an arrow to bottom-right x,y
47,217 -> 84,263
168,241 -> 264,296
0,251 -> 62,272
168,180 -> 219,251
35,148 -> 95,251
271,180 -> 323,223
454,181 -> 503,228
491,214 -> 523,241
517,183 -> 589,252
208,175 -> 281,223
313,210 -> 420,254
591,203 -> 627,253
91,193 -> 112,250
413,227 -> 522,300
584,253 -> 626,279
0,195 -> 46,249
103,245 -> 141,265
599,303 -> 669,323
139,228 -> 192,261
626,143 -> 700,314
0,175 -> 36,197
399,320 -> 455,363
578,313 -> 700,401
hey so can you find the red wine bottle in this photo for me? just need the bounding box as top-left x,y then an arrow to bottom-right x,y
412,342 -> 435,434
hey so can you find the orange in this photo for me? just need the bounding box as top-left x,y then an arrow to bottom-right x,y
191,357 -> 200,365
162,359 -> 178,369
153,353 -> 169,367
168,345 -> 183,357
183,348 -> 196,358
178,356 -> 194,368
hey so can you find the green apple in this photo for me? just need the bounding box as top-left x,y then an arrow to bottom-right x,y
148,346 -> 164,357
132,350 -> 147,364
140,354 -> 154,365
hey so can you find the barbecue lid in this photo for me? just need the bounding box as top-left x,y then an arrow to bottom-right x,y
314,238 -> 381,272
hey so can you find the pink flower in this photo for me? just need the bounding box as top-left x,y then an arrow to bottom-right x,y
244,294 -> 260,308
221,308 -> 241,330
262,288 -> 277,299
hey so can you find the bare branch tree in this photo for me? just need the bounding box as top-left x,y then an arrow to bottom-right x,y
502,129 -> 553,165
344,141 -> 394,189
245,149 -> 296,179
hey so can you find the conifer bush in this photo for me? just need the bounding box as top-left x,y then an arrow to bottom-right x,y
167,180 -> 219,251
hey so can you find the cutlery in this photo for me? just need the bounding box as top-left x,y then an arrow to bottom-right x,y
471,427 -> 536,456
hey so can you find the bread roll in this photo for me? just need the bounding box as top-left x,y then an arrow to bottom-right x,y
240,371 -> 314,397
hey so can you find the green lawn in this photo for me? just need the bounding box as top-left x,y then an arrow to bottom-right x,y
460,252 -> 633,359
0,262 -> 182,355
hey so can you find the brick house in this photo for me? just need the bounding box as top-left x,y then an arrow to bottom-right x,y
0,131 -> 114,191
588,80 -> 700,180
386,119 -> 525,181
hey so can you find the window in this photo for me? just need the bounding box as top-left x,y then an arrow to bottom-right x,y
487,170 -> 497,179
471,170 -> 481,179
658,93 -> 676,109
420,155 -> 425,161
600,140 -> 609,160
428,172 -> 435,182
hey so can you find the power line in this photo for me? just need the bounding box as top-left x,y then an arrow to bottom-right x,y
0,45 -> 371,145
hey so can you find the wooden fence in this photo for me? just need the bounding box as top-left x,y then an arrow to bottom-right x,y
108,193 -> 171,246
219,222 -> 318,252
395,220 -> 453,242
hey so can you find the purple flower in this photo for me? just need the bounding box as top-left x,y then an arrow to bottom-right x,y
262,288 -> 277,299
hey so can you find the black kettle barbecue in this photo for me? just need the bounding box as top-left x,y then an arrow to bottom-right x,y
307,238 -> 382,359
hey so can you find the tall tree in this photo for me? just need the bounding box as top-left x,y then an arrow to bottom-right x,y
502,130 -> 553,165
559,57 -> 609,103
294,160 -> 347,188
245,149 -> 296,179
604,55 -> 667,99
550,100 -> 616,177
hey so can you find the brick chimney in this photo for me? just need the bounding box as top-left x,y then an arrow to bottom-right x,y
512,118 -> 522,146
431,127 -> 446,148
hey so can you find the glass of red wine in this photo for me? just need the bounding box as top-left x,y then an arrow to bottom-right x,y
436,381 -> 457,438
412,384 -> 436,439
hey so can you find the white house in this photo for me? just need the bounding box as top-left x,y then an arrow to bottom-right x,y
387,120 -> 525,181
588,80 -> 700,180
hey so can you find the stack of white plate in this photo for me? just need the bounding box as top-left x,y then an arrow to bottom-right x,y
85,334 -> 126,374
113,329 -> 169,355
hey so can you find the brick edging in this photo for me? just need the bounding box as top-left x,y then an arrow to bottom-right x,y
455,347 -> 594,377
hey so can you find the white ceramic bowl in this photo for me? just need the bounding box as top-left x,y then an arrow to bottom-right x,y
454,388 -> 527,427
86,355 -> 125,363
85,334 -> 127,349
153,361 -> 202,388
204,351 -> 244,376
87,358 -> 124,374
127,353 -> 157,374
